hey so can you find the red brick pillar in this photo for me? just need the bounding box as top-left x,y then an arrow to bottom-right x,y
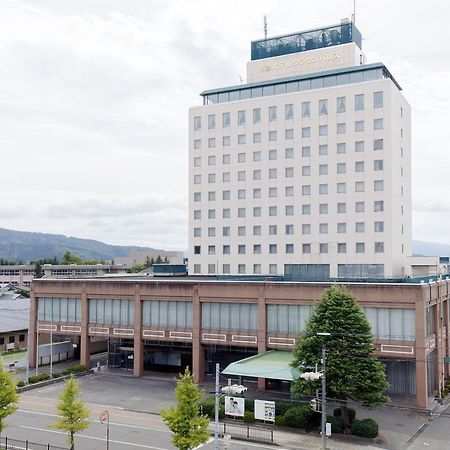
133,285 -> 143,377
192,285 -> 205,382
28,287 -> 37,369
80,287 -> 90,368
257,285 -> 267,390
415,294 -> 428,408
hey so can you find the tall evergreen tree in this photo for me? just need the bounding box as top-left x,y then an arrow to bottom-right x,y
0,368 -> 19,435
50,375 -> 90,449
291,285 -> 389,428
161,368 -> 210,450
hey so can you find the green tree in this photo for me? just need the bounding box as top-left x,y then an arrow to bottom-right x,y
291,285 -> 389,429
155,255 -> 163,264
0,368 -> 19,435
144,256 -> 152,268
150,257 -> 155,266
161,368 -> 210,450
34,261 -> 43,278
163,256 -> 169,264
61,251 -> 84,265
50,375 -> 90,449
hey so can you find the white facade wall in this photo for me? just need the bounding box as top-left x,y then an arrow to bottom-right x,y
189,43 -> 411,278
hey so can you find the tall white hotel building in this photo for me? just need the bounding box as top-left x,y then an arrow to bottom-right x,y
189,19 -> 411,279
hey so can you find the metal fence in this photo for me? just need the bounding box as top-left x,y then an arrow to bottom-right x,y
218,422 -> 274,443
0,437 -> 69,450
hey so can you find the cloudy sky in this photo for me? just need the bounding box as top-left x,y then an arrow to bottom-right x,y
0,0 -> 449,250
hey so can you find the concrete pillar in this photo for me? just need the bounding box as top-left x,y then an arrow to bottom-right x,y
192,285 -> 204,382
415,295 -> 428,408
257,285 -> 267,390
28,287 -> 37,369
80,287 -> 90,368
435,284 -> 444,394
133,285 -> 143,377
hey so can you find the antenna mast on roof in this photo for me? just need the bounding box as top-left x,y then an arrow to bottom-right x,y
352,0 -> 356,24
264,15 -> 268,39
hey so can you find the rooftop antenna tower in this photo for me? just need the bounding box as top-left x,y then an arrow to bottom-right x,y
352,0 -> 356,23
264,15 -> 267,39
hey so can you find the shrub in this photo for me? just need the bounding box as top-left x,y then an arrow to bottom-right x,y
244,398 -> 254,412
199,397 -> 215,417
28,373 -> 51,384
16,380 -> 25,388
219,405 -> 225,419
283,404 -> 318,429
276,402 -> 293,416
333,407 -> 356,423
63,364 -> 88,375
243,411 -> 255,423
351,418 -> 379,438
326,415 -> 344,433
275,415 -> 287,427
52,372 -> 61,379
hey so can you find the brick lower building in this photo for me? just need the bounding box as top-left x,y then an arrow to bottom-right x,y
29,277 -> 450,408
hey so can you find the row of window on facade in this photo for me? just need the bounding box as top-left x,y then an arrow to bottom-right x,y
36,297 -> 416,341
0,334 -> 26,345
195,131 -> 387,149
195,92 -> 384,131
194,241 -> 385,256
193,220 -> 386,238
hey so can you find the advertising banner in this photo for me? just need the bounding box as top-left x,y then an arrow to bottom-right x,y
224,396 -> 245,417
254,399 -> 275,422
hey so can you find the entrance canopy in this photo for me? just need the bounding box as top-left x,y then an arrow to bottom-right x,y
222,350 -> 300,381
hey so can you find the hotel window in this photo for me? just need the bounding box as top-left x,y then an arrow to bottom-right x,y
319,164 -> 328,175
337,123 -> 346,134
253,225 -> 261,236
237,171 -> 245,181
337,202 -> 346,213
269,225 -> 277,235
285,148 -> 294,158
253,207 -> 261,217
253,151 -> 261,161
208,227 -> 216,237
238,208 -> 245,218
355,141 -> 364,152
208,137 -> 216,148
194,139 -> 201,149
355,222 -> 365,233
208,209 -> 215,219
302,185 -> 311,196
222,112 -> 230,128
193,210 -> 201,219
319,183 -> 328,194
355,120 -> 364,132
238,152 -> 246,163
285,224 -> 294,235
319,223 -> 328,234
269,168 -> 277,179
194,228 -> 201,237
302,101 -> 310,118
254,244 -> 261,254
285,186 -> 294,196
355,201 -> 365,213
337,96 -> 346,113
253,264 -> 262,275
253,108 -> 261,124
374,200 -> 384,212
302,127 -> 310,138
319,203 -> 328,214
194,157 -> 201,167
269,106 -> 277,122
208,191 -> 215,201
355,181 -> 364,192
374,139 -> 384,150
208,155 -> 216,166
269,131 -> 277,141
355,94 -> 364,111
194,175 -> 201,184
374,180 -> 384,191
356,242 -> 365,253
338,243 -> 347,253
223,190 -> 230,200
238,110 -> 246,126
320,243 -> 328,253
337,162 -> 346,174
336,143 -> 346,154
238,264 -> 246,274
285,129 -> 294,140
286,244 -> 294,254
194,245 -> 201,255
302,224 -> 311,234
194,116 -> 201,131
269,187 -> 277,197
237,189 -> 246,200
253,132 -> 261,143
374,159 -> 384,171
238,134 -> 246,145
375,242 -> 384,253
303,244 -> 311,254
355,161 -> 364,172
223,208 -> 230,218
269,244 -> 277,254
223,136 -> 230,146
374,118 -> 383,130
285,205 -> 294,216
222,264 -> 230,274
319,125 -> 328,136
337,223 -> 346,233
238,244 -> 246,254
223,227 -> 230,236
285,104 -> 294,120
223,245 -> 230,254
337,183 -> 346,193
302,204 -> 311,215
302,146 -> 311,157
269,264 -> 277,275
374,221 -> 384,232
208,114 -> 216,129
253,188 -> 261,199
319,99 -> 328,115
253,169 -> 261,180
223,154 -> 230,164
374,91 -> 384,108
285,167 -> 294,178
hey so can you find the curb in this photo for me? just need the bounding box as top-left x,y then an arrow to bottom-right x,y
17,370 -> 94,393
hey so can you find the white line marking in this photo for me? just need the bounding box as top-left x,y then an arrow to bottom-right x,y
19,426 -> 168,449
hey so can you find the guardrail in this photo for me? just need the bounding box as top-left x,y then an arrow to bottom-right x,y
0,436 -> 69,450
218,422 -> 274,443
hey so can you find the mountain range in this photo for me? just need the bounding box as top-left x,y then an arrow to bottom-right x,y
0,227 -> 448,263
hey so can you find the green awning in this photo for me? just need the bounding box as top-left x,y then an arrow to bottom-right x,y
222,350 -> 300,381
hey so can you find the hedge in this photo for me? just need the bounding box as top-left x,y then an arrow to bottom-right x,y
326,415 -> 344,433
199,397 -> 215,417
275,415 -> 287,427
276,402 -> 294,416
62,364 -> 88,375
28,373 -> 51,384
351,418 -> 379,438
333,407 -> 356,423
243,411 -> 255,423
283,404 -> 319,429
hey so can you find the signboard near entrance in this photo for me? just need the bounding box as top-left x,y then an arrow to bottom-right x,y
254,399 -> 275,422
225,396 -> 244,417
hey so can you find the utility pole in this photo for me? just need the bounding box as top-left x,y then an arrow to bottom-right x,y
321,343 -> 327,450
214,363 -> 220,450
